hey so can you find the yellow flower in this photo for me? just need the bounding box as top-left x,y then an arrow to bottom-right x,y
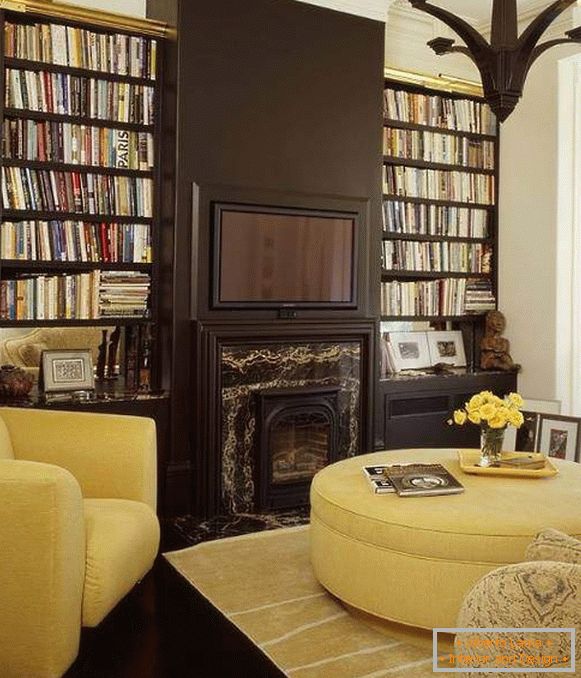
468,411 -> 482,425
468,394 -> 484,411
453,410 -> 467,425
479,403 -> 496,421
489,413 -> 507,429
508,410 -> 524,428
508,392 -> 524,409
480,391 -> 495,403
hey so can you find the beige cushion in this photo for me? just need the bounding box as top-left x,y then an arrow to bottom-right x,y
526,528 -> 581,564
0,416 -> 14,459
82,498 -> 160,627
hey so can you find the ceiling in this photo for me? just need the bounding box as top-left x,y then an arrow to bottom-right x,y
428,1 -> 565,23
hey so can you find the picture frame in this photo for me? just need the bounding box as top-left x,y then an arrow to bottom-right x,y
426,331 -> 467,367
537,414 -> 581,462
40,349 -> 95,394
387,332 -> 431,372
503,411 -> 540,452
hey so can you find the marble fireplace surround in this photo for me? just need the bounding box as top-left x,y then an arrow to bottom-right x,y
220,340 -> 362,514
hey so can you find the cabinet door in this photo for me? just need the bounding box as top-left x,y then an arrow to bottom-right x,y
383,393 -> 480,450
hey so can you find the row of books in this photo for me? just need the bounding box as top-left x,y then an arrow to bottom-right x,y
382,277 -> 469,317
5,21 -> 157,80
0,221 -> 152,264
382,201 -> 489,238
2,168 -> 153,217
464,279 -> 496,313
382,241 -> 492,274
100,271 -> 150,317
0,270 -> 150,320
3,119 -> 154,171
383,166 -> 495,205
384,88 -> 497,136
383,127 -> 495,169
5,69 -> 155,125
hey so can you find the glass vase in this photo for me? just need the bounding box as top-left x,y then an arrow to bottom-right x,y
479,426 -> 506,467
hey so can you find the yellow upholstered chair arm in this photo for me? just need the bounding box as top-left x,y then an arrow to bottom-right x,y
0,459 -> 85,678
0,408 -> 157,511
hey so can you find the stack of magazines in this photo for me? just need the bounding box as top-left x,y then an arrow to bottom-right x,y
362,463 -> 464,497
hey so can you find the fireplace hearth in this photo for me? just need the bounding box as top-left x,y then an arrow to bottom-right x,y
255,386 -> 340,509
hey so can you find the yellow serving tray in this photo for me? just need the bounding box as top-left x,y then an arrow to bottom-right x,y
457,450 -> 559,478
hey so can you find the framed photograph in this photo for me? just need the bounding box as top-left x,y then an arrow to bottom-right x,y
426,331 -> 467,367
40,349 -> 95,393
387,332 -> 431,372
537,414 -> 581,462
506,411 -> 540,452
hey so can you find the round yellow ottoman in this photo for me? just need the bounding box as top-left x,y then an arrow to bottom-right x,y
310,448 -> 581,630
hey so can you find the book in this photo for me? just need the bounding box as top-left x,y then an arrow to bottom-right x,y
384,463 -> 464,497
362,465 -> 396,494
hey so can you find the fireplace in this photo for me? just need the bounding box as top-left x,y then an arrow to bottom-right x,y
255,386 -> 340,509
219,340 -> 362,514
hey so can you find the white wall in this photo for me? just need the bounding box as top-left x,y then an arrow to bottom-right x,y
498,49 -> 576,401
67,0 -> 145,17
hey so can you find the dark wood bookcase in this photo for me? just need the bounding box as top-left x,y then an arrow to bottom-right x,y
0,6 -> 164,383
376,74 -> 516,450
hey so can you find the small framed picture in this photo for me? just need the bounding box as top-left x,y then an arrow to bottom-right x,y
537,414 -> 581,462
426,331 -> 467,367
388,332 -> 431,371
509,411 -> 540,452
40,349 -> 95,393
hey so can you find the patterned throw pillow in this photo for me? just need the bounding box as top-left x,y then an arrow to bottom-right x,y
526,528 -> 581,564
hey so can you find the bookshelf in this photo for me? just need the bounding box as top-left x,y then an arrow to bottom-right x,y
376,75 -> 516,450
0,6 -> 164,387
381,78 -> 499,326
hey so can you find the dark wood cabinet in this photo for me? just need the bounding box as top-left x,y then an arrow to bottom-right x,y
376,371 -> 518,451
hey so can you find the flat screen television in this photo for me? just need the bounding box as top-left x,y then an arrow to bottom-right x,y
212,202 -> 357,308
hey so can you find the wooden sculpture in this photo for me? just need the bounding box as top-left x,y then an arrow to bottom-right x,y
480,310 -> 520,372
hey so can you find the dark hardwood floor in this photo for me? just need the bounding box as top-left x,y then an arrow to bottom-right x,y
65,527 -> 284,678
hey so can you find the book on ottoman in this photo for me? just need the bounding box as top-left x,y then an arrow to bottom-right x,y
385,463 -> 464,497
362,465 -> 396,494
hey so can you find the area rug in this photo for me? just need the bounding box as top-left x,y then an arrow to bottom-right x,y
164,526 -> 434,677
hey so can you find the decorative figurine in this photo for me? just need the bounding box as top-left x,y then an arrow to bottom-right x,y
0,365 -> 34,398
107,326 -> 121,379
480,310 -> 520,372
96,330 -> 108,381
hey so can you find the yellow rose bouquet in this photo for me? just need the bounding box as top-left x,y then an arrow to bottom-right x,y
449,391 -> 524,467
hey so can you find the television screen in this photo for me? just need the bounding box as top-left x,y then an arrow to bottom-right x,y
213,203 -> 357,307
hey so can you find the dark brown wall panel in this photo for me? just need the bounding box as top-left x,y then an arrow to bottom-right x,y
148,0 -> 384,514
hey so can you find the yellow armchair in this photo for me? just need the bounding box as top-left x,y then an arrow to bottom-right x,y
0,408 -> 161,678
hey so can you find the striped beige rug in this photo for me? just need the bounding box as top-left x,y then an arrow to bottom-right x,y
164,526 -> 434,677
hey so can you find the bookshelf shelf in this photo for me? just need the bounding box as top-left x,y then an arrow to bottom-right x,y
381,269 -> 491,280
0,318 -> 152,328
383,155 -> 495,176
1,158 -> 154,179
383,194 -> 495,211
3,108 -> 155,133
2,210 -> 153,224
383,118 -> 497,142
1,260 -> 152,271
380,314 -> 485,322
4,57 -> 156,87
0,7 -> 163,393
382,232 -> 492,244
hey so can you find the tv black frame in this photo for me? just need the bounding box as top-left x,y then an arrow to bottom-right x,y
211,201 -> 359,310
